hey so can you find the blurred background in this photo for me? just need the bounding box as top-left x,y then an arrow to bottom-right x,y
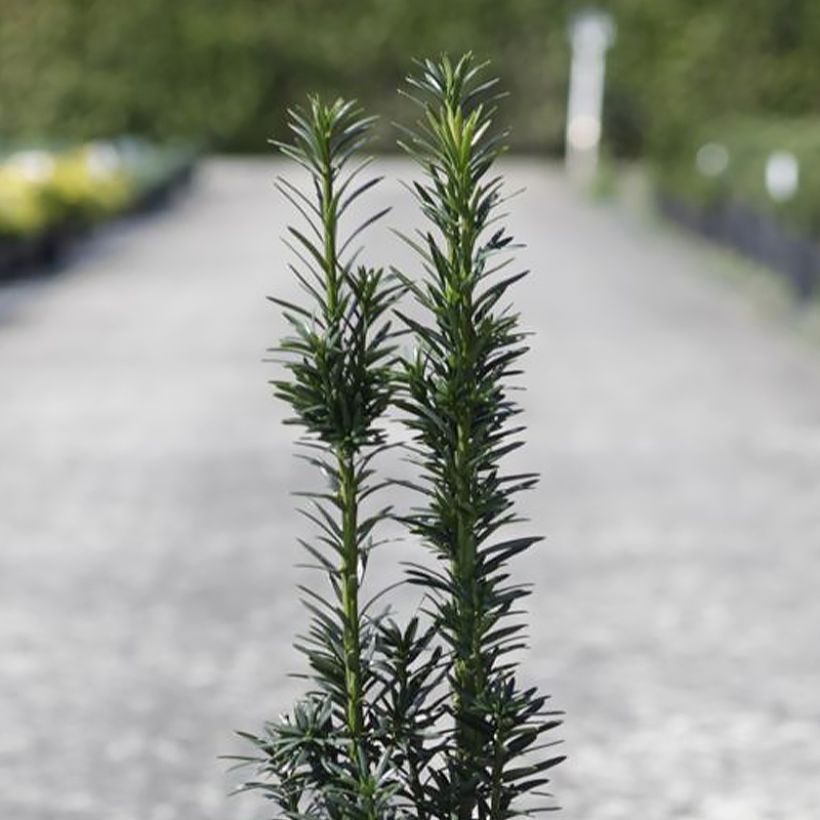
3,0 -> 820,282
1,2 -> 819,820
4,0 -> 820,155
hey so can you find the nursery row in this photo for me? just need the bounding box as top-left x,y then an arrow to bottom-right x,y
654,117 -> 820,299
0,139 -> 196,278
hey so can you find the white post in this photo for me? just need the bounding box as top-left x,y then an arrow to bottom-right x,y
566,11 -> 615,185
765,151 -> 799,202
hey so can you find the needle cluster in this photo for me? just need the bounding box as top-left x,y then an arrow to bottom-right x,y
233,55 -> 564,820
394,55 -> 565,819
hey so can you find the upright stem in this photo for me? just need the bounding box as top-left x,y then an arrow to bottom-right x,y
257,94 -> 401,820
445,138 -> 485,820
320,140 -> 367,783
322,163 -> 338,318
454,412 -> 480,820
337,447 -> 365,750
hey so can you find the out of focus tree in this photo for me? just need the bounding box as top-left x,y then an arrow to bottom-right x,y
0,0 -> 572,151
1,0 -> 817,154
600,0 -> 820,157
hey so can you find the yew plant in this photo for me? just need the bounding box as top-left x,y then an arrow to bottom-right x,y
234,54 -> 563,820
393,54 -> 565,818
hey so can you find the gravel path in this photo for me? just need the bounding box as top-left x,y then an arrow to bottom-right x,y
1,159 -> 819,820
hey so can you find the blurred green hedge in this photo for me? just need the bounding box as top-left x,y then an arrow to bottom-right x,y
1,1 -> 817,157
602,0 -> 820,155
0,0 -> 574,153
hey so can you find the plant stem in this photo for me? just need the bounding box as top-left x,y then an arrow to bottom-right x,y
245,94 -> 404,819
322,149 -> 366,776
445,116 -> 485,820
337,446 -> 365,751
322,162 -> 338,318
319,127 -> 371,800
399,54 -> 564,818
453,415 -> 479,820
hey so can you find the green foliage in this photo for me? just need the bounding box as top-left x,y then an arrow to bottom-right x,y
599,0 -> 820,158
2,0 -> 818,159
0,0 -> 275,148
396,55 -> 564,818
234,97 -> 410,819
235,55 -> 564,820
0,0 -> 573,153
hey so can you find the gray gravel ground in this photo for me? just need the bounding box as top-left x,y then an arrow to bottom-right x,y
1,159 -> 819,820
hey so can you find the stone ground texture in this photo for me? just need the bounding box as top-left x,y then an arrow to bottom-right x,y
1,159 -> 819,820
